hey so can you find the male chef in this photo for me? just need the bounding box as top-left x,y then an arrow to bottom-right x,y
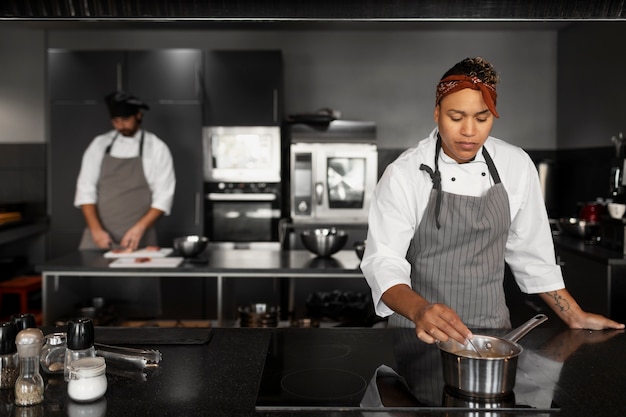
74,91 -> 175,251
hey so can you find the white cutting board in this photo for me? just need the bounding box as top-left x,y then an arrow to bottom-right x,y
104,247 -> 173,259
108,257 -> 183,268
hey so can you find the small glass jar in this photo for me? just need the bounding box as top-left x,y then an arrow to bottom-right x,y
0,322 -> 19,389
14,328 -> 45,406
67,357 -> 107,402
64,319 -> 96,381
40,333 -> 66,374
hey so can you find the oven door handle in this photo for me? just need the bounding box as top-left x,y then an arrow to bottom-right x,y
206,193 -> 277,202
314,182 -> 324,205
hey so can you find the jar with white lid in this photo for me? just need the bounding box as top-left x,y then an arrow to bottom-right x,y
67,357 -> 107,402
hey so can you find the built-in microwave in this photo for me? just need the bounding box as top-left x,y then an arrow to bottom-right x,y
203,126 -> 281,183
290,142 -> 378,223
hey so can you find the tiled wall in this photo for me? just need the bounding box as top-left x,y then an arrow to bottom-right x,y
0,143 -> 47,217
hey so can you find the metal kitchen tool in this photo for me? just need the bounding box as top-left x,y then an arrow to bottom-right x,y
95,343 -> 162,369
466,338 -> 484,358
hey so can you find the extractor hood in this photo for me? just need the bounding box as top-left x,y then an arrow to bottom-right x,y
1,0 -> 625,21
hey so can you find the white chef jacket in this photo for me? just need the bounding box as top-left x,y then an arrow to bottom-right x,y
361,128 -> 565,318
74,129 -> 176,215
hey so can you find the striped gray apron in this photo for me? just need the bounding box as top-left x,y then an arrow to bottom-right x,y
79,131 -> 158,249
390,138 -> 511,329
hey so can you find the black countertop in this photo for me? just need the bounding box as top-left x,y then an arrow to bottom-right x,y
2,326 -> 624,417
553,234 -> 626,265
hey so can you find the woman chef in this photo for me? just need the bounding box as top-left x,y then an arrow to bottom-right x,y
74,91 -> 175,251
360,57 -> 624,345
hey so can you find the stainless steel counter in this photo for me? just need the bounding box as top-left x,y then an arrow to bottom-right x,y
37,248 -> 363,326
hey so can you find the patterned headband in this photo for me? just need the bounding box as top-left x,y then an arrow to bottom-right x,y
435,75 -> 499,118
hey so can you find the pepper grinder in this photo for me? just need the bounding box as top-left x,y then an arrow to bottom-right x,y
64,319 -> 96,381
14,328 -> 45,406
0,322 -> 19,389
11,314 -> 36,332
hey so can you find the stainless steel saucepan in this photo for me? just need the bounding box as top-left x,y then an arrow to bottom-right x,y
437,314 -> 548,398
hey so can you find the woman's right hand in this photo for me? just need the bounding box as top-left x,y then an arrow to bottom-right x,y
381,284 -> 472,345
413,302 -> 472,345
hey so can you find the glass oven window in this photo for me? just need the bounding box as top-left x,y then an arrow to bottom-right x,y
326,157 -> 366,209
209,201 -> 278,242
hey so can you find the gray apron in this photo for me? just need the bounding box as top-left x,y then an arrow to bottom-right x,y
79,131 -> 157,249
78,131 -> 162,319
390,137 -> 512,329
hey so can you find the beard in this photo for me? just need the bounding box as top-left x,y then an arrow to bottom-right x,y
118,127 -> 139,137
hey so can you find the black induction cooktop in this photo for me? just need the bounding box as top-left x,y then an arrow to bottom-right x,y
255,328 -> 560,413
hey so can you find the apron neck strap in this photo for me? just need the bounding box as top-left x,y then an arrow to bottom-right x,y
105,133 -> 119,155
104,130 -> 145,156
419,136 -> 443,229
419,134 -> 500,229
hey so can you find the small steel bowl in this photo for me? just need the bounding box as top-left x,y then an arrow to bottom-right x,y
300,228 -> 348,257
173,235 -> 209,258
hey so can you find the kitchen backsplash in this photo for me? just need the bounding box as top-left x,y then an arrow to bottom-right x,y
0,143 -> 47,217
550,146 -> 615,219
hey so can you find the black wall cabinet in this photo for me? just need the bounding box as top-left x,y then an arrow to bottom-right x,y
48,51 -> 124,101
127,50 -> 203,102
204,50 -> 283,126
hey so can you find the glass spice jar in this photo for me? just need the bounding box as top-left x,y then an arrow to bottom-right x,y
67,357 -> 107,402
0,322 -> 19,390
40,333 -> 66,374
14,328 -> 45,406
64,319 -> 96,382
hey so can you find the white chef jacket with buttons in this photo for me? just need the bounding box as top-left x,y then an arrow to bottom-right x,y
74,129 -> 175,215
361,128 -> 565,318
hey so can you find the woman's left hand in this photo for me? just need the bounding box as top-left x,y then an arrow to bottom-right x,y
540,289 -> 625,330
567,311 -> 625,330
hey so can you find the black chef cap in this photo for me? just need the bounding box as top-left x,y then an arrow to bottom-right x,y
105,91 -> 150,118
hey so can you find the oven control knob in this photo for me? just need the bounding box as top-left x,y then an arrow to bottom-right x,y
297,201 -> 308,212
218,182 -> 225,190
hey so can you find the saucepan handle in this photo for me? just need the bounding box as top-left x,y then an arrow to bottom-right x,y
502,314 -> 548,343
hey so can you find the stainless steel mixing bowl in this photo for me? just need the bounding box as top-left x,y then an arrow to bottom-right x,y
173,235 -> 209,258
300,228 -> 348,257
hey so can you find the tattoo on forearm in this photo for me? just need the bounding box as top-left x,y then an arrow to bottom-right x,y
547,291 -> 570,312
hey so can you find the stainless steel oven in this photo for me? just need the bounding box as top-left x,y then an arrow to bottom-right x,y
288,121 -> 378,224
204,182 -> 281,246
203,126 -> 282,246
203,126 -> 281,183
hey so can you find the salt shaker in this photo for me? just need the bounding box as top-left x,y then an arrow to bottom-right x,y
40,332 -> 67,374
0,322 -> 19,389
14,328 -> 45,406
67,357 -> 107,402
64,319 -> 96,381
